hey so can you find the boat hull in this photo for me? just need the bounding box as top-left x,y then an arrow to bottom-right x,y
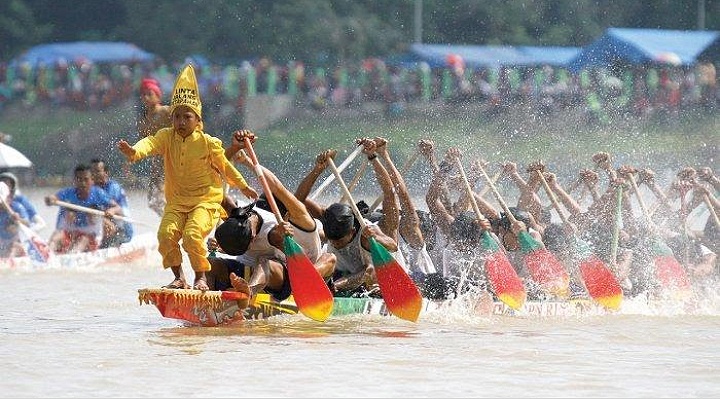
138,288 -> 607,327
1,232 -> 158,270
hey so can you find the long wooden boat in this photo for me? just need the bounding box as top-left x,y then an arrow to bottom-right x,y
138,288 -> 610,327
0,232 -> 158,271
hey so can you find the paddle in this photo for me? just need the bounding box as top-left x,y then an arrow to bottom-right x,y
626,173 -> 692,294
326,156 -> 423,322
536,171 -> 622,310
242,137 -> 334,322
309,144 -> 363,200
339,158 -> 369,204
52,200 -> 154,228
0,190 -> 53,263
610,185 -> 623,267
476,169 -> 504,201
477,163 -> 570,298
455,158 -> 526,310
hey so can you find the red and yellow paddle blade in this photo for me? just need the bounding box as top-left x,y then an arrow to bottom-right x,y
523,250 -> 570,298
283,235 -> 334,322
485,251 -> 526,310
368,237 -> 423,322
579,255 -> 623,310
480,231 -> 526,310
518,231 -> 570,297
651,238 -> 693,299
654,255 -> 693,298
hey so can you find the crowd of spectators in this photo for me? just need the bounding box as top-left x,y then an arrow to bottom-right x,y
0,56 -> 717,123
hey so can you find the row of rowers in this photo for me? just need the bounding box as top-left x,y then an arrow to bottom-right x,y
204,136 -> 719,303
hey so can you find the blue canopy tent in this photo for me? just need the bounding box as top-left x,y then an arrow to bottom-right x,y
12,41 -> 156,68
517,46 -> 581,67
396,43 -> 579,69
567,28 -> 720,72
697,36 -> 720,63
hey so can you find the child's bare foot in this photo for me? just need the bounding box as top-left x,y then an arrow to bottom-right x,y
163,278 -> 189,290
193,275 -> 209,291
163,278 -> 188,289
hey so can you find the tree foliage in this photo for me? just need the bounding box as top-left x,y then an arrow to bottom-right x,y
3,0 -> 718,65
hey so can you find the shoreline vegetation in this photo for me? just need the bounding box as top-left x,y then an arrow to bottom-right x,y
0,100 -> 717,192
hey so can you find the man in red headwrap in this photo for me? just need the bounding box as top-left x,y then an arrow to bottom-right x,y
136,77 -> 171,217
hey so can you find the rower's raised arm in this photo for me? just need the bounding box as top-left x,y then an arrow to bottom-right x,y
295,149 -> 336,220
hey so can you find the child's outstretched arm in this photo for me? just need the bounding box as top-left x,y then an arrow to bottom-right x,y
118,131 -> 162,162
117,140 -> 137,161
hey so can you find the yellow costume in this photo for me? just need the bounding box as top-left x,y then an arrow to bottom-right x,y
124,65 -> 249,273
126,126 -> 248,271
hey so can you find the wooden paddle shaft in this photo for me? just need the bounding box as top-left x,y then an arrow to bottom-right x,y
455,158 -> 490,227
242,138 -> 284,223
339,158 -> 369,204
53,200 -> 152,227
626,173 -> 652,223
476,169 -> 504,199
477,162 -> 517,224
536,171 -> 571,226
309,145 -> 363,200
648,180 -> 678,217
610,186 -> 623,266
368,151 -> 421,211
327,157 -> 368,230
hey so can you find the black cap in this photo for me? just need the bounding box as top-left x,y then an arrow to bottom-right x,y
450,211 -> 483,242
322,203 -> 356,240
215,202 -> 256,255
497,206 -> 531,229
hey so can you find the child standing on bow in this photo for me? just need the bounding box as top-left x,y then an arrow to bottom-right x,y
118,64 -> 258,291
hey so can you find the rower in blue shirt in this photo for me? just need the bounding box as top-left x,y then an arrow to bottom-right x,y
0,172 -> 47,232
90,158 -> 134,248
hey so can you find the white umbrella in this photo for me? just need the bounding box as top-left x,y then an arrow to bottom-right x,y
0,142 -> 33,168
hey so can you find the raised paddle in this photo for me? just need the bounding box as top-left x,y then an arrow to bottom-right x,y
455,158 -> 526,310
52,200 -> 154,228
309,144 -> 363,200
339,158 -> 369,204
626,173 -> 692,295
326,156 -> 423,322
610,185 -> 623,267
536,171 -> 622,310
477,163 -> 570,298
476,169 -> 504,201
242,137 -> 334,322
0,188 -> 53,263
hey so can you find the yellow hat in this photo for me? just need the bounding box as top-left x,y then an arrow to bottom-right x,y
170,64 -> 202,119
